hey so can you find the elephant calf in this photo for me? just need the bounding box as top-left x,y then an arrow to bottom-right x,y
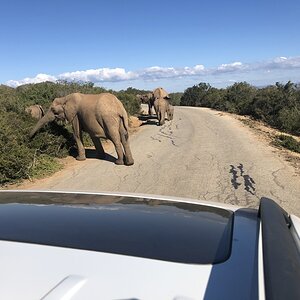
29,93 -> 134,166
25,105 -> 45,120
154,98 -> 170,126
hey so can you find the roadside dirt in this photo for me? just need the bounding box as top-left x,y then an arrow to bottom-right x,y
213,111 -> 300,174
237,115 -> 300,175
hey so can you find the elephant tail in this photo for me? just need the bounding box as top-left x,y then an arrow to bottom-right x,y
120,106 -> 129,140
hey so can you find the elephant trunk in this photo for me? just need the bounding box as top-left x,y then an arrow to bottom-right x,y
29,110 -> 55,138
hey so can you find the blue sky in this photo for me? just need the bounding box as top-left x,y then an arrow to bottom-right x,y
1,0 -> 300,92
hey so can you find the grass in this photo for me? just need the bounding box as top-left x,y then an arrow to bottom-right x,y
30,154 -> 63,179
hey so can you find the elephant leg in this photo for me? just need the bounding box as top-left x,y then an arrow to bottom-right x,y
119,125 -> 134,166
148,102 -> 152,115
91,136 -> 106,159
106,125 -> 125,165
161,112 -> 166,125
72,116 -> 86,161
157,111 -> 162,125
159,110 -> 165,126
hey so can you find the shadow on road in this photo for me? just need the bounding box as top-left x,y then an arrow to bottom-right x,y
229,164 -> 256,195
69,148 -> 117,163
138,114 -> 158,126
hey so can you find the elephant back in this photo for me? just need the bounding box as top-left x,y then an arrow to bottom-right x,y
152,87 -> 170,100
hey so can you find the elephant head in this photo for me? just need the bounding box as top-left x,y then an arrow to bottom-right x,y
25,105 -> 45,120
136,93 -> 152,104
29,96 -> 75,138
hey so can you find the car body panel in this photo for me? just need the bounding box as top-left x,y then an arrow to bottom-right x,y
0,240 -> 213,300
0,191 -> 259,299
1,191 -> 299,299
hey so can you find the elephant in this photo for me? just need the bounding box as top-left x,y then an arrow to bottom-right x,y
29,93 -> 134,166
25,105 -> 45,120
140,88 -> 170,115
154,97 -> 170,126
152,87 -> 170,101
167,105 -> 174,121
136,93 -> 154,114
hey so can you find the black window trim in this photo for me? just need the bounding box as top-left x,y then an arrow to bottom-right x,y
259,197 -> 300,300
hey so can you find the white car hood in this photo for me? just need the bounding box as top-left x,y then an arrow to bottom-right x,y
0,240 -> 212,300
0,208 -> 258,300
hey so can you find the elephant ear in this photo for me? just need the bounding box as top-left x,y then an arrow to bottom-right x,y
63,97 -> 77,122
38,105 -> 45,116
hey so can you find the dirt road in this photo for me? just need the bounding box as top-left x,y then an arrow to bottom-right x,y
18,106 -> 300,215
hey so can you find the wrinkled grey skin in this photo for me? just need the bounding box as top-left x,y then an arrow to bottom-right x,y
25,105 -> 45,120
167,105 -> 174,121
29,93 -> 134,166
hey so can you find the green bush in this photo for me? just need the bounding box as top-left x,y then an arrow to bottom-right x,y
274,135 -> 300,153
0,109 -> 73,185
277,107 -> 300,135
169,93 -> 183,106
224,82 -> 256,114
0,81 -> 141,185
115,91 -> 141,115
180,81 -> 300,137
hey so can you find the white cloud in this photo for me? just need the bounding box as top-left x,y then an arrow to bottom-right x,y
138,65 -> 206,80
4,56 -> 300,88
58,68 -> 138,82
6,73 -> 57,87
264,56 -> 300,69
217,62 -> 245,72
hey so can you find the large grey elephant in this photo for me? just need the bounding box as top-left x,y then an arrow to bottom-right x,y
29,93 -> 134,165
140,88 -> 170,116
25,105 -> 45,120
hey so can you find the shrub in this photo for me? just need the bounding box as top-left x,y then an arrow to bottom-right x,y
274,135 -> 300,153
115,91 -> 141,115
0,81 -> 142,185
180,81 -> 300,137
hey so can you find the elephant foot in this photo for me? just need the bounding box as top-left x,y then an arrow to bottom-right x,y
115,159 -> 124,165
125,159 -> 134,166
76,155 -> 86,161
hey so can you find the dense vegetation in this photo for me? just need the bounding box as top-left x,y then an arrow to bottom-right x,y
0,81 -> 141,185
180,81 -> 300,136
